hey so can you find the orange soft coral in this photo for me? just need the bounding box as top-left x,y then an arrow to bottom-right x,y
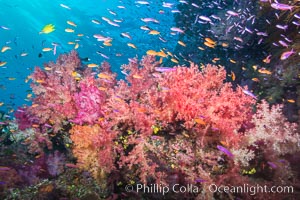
69,124 -> 116,180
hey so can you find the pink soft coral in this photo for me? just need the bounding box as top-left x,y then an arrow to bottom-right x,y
72,76 -> 105,125
108,56 -> 255,144
27,51 -> 80,132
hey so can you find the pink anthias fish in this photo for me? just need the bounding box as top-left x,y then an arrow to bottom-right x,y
199,15 -> 212,22
271,3 -> 294,11
170,27 -> 184,34
280,49 -> 295,60
141,18 -> 159,23
217,145 -> 234,158
226,10 -> 239,17
93,34 -> 112,42
242,89 -> 257,99
154,67 -> 175,72
51,42 -> 60,55
135,1 -> 150,5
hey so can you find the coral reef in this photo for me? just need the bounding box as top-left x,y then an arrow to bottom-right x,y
3,51 -> 298,199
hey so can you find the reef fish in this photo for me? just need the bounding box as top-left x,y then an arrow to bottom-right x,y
217,145 -> 234,158
271,3 -> 294,11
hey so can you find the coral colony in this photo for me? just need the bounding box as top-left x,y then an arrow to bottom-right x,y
0,51 -> 299,199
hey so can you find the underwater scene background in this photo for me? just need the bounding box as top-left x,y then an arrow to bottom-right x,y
0,0 -> 300,199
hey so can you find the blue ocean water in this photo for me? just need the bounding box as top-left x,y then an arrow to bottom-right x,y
0,0 -> 299,117
0,0 -> 179,112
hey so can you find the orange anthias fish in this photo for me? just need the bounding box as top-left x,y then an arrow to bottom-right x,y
263,55 -> 271,63
149,30 -> 160,35
204,37 -> 216,45
258,68 -> 272,75
146,50 -> 158,56
204,41 -> 215,48
87,63 -> 98,68
231,71 -> 236,81
98,73 -> 112,79
194,118 -> 206,125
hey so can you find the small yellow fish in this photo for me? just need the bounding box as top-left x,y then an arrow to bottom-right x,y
40,24 -> 55,34
171,58 -> 178,63
67,20 -> 77,27
198,46 -> 205,50
1,46 -> 11,53
242,168 -> 256,175
68,41 -> 75,45
167,51 -> 173,57
0,61 -> 7,67
77,33 -> 84,37
44,67 -> 52,71
149,30 -> 160,35
0,102 -> 4,106
42,48 -> 52,52
8,77 -> 16,80
252,65 -> 258,70
159,57 -> 163,64
127,43 -> 137,49
87,63 -> 98,68
74,43 -> 79,49
65,28 -> 75,33
151,125 -> 161,134
229,59 -> 236,63
178,41 -> 186,47
156,50 -> 167,57
71,71 -> 78,77
252,78 -> 259,82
